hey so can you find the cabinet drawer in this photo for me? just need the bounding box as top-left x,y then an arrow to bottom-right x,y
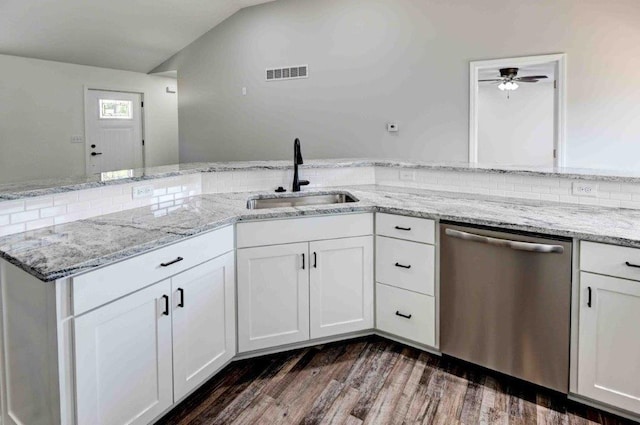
581,241 -> 640,282
237,213 -> 373,248
376,283 -> 435,347
72,226 -> 234,315
376,213 -> 435,244
376,236 -> 435,295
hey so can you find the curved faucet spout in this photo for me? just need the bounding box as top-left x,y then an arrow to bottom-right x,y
292,138 -> 310,192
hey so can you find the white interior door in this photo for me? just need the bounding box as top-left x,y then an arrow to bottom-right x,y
85,89 -> 143,174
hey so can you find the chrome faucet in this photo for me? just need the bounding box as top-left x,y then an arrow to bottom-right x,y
292,138 -> 309,192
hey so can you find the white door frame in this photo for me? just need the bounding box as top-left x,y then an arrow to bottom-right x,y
83,85 -> 146,175
468,53 -> 567,167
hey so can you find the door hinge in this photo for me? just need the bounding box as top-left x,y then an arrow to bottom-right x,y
142,139 -> 145,146
553,149 -> 557,159
554,80 -> 557,89
141,101 -> 144,107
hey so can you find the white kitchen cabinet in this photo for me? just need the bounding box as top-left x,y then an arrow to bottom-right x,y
237,243 -> 310,352
74,280 -> 173,425
578,272 -> 640,414
172,252 -> 236,401
309,236 -> 373,339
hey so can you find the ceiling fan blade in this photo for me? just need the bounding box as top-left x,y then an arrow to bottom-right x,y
478,79 -> 503,82
516,75 -> 548,81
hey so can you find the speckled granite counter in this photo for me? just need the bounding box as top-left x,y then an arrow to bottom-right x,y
4,158 -> 640,200
2,185 -> 640,282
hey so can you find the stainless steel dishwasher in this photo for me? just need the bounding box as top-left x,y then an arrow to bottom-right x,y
440,223 -> 572,393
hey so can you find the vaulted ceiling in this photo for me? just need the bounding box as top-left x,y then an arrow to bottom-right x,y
0,0 -> 275,73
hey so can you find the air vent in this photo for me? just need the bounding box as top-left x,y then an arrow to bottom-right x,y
266,65 -> 309,81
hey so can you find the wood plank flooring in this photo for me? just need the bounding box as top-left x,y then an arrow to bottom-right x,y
156,336 -> 638,425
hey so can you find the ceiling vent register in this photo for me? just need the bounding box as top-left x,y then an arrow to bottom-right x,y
266,65 -> 308,81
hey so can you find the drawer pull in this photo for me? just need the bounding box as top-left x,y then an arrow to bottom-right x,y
395,226 -> 412,231
161,257 -> 184,267
177,288 -> 185,308
313,252 -> 317,268
161,295 -> 170,316
395,262 -> 412,269
625,261 -> 640,269
395,311 -> 412,319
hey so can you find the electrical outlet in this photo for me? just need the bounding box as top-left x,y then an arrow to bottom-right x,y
399,170 -> 416,181
71,135 -> 84,144
572,182 -> 598,197
132,185 -> 154,199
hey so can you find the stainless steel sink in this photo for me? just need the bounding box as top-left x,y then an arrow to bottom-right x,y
247,193 -> 358,209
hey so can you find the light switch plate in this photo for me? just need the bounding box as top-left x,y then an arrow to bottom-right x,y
572,182 -> 598,197
132,185 -> 154,199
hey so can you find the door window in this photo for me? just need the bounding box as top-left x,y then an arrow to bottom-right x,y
99,99 -> 133,119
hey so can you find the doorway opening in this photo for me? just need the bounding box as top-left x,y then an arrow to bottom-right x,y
84,88 -> 145,175
469,54 -> 567,167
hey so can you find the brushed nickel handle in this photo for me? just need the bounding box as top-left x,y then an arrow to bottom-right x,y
445,229 -> 564,254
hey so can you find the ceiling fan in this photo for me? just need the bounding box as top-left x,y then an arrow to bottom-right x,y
479,67 -> 548,91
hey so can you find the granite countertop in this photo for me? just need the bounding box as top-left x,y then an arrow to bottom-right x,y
3,158 -> 640,201
2,185 -> 640,282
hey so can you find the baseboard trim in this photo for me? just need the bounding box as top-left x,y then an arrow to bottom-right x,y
373,331 -> 441,356
234,330 -> 375,361
568,394 -> 640,423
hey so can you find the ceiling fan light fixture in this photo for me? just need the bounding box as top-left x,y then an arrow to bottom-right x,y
499,81 -> 519,91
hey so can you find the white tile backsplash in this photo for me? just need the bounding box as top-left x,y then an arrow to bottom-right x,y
1,164 -> 639,238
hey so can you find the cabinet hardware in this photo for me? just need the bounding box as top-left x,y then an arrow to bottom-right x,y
313,252 -> 317,268
625,261 -> 640,269
161,295 -> 170,316
395,226 -> 411,231
302,253 -> 305,270
91,152 -> 103,156
395,262 -> 412,269
587,287 -> 592,308
177,288 -> 185,308
160,257 -> 184,267
395,311 -> 412,319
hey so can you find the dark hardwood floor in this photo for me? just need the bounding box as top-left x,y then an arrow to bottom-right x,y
156,336 -> 637,425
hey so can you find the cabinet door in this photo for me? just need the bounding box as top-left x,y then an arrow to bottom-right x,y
578,272 -> 640,414
310,236 -> 373,339
172,252 -> 236,401
237,243 -> 310,352
74,280 -> 173,425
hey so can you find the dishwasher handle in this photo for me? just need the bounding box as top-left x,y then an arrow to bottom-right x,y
445,228 -> 565,254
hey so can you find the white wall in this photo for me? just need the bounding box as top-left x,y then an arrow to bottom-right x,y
154,0 -> 640,170
0,54 -> 179,184
478,82 -> 554,166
